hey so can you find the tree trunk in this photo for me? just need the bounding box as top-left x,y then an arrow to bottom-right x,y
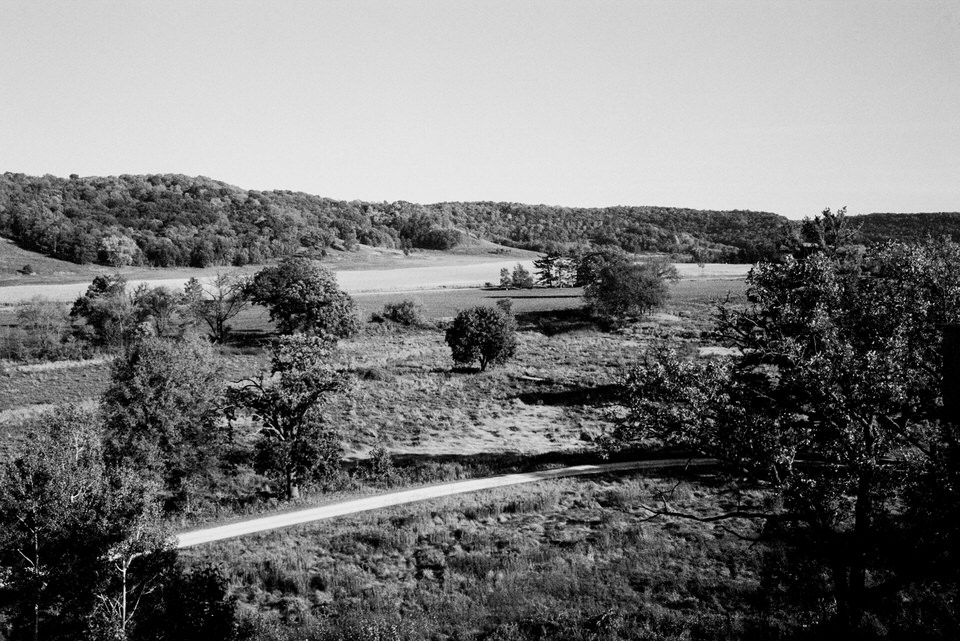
848,468 -> 874,630
285,468 -> 300,500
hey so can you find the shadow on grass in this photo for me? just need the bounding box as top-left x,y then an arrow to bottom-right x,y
488,293 -> 584,300
224,328 -> 273,349
512,382 -> 620,407
515,307 -> 599,335
379,446 -> 716,480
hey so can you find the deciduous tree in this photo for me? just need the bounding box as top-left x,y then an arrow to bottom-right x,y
225,334 -> 350,500
510,263 -> 534,289
445,306 -> 517,371
246,258 -> 359,338
183,272 -> 250,343
132,284 -> 184,337
70,274 -> 136,348
0,406 -> 172,640
612,238 -> 960,633
583,261 -> 676,323
102,335 -> 226,504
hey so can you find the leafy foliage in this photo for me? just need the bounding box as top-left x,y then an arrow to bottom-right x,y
0,172 -> 798,268
0,297 -> 87,362
371,299 -> 424,326
612,238 -> 960,631
533,253 -> 577,287
445,306 -> 518,371
0,405 -> 173,640
70,274 -> 136,348
102,335 -> 226,504
225,334 -> 350,500
135,565 -> 238,641
583,261 -> 677,323
246,257 -> 360,338
132,284 -> 184,337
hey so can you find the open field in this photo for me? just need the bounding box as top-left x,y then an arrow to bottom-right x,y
0,258 -> 543,304
183,471 -> 781,640
0,240 -> 751,304
0,276 -> 744,465
0,240 -> 536,301
0,238 -> 537,286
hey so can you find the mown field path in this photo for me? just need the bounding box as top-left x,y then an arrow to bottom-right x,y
176,458 -> 715,548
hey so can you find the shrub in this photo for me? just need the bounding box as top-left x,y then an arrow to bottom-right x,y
584,261 -> 675,324
372,300 -> 423,326
445,306 -> 518,371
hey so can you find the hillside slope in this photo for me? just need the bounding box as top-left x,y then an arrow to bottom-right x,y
1,172 -> 788,268
851,212 -> 960,245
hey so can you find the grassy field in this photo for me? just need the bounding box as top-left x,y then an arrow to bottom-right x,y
0,239 -> 537,289
0,277 -> 747,465
0,263 -> 768,638
0,278 -> 746,461
183,471 -> 788,640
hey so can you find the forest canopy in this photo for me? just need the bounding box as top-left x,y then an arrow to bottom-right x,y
1,172 -> 789,267
3,172 -> 956,269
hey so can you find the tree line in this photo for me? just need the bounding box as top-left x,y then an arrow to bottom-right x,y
2,172 -> 795,268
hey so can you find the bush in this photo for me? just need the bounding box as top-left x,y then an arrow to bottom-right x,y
584,261 -> 675,324
372,300 -> 423,326
445,306 -> 518,371
0,298 -> 88,362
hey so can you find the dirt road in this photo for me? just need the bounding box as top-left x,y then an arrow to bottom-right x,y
175,458 -> 715,548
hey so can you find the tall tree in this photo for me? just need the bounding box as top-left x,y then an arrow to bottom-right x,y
102,335 -> 226,505
225,334 -> 350,500
246,258 -> 360,338
613,238 -> 960,633
132,285 -> 184,337
534,253 -> 577,288
510,263 -> 534,289
183,272 -> 249,343
70,274 -> 135,348
0,406 -> 172,641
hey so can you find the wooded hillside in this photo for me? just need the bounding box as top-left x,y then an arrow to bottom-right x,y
851,212 -> 960,245
0,172 -> 789,267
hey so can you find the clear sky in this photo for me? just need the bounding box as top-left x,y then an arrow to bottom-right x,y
1,0 -> 957,219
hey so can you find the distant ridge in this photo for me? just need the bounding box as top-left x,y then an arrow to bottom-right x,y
0,172 -> 790,268
850,212 -> 960,245
3,172 -> 954,270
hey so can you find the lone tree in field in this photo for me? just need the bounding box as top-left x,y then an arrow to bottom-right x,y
226,334 -> 350,500
612,232 -> 960,634
445,306 -> 517,371
246,257 -> 360,338
183,271 -> 250,343
584,260 -> 678,324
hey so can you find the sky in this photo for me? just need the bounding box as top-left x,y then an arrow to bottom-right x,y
1,0 -> 958,219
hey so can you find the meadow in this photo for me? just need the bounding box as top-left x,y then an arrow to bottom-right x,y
0,268 -> 763,638
183,471 -> 791,640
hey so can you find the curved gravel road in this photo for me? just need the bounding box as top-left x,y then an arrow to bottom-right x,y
176,458 -> 715,548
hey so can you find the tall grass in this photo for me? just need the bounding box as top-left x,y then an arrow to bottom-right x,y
183,472 -> 791,640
